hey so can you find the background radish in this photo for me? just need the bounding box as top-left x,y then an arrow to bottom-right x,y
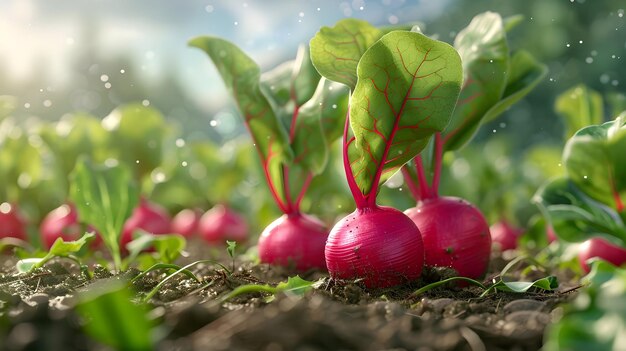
0,202 -> 26,241
191,37 -> 347,270
198,205 -> 248,244
120,198 -> 171,250
489,219 -> 524,252
310,21 -> 463,287
171,208 -> 202,238
401,13 -> 546,279
40,203 -> 102,249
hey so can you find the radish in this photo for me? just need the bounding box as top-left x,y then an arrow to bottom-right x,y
405,198 -> 491,279
198,205 -> 248,244
258,213 -> 327,270
171,208 -> 202,238
191,37 -> 348,270
400,13 -> 545,279
0,202 -> 26,241
40,203 -> 102,249
120,198 -> 171,250
310,25 -> 463,287
578,238 -> 626,273
489,219 -> 524,252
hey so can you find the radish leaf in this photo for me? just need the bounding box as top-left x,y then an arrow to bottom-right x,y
310,19 -> 383,90
348,31 -> 462,196
555,84 -> 604,139
564,114 -> 626,213
70,160 -> 138,269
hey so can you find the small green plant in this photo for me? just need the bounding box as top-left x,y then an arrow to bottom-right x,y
221,275 -> 320,303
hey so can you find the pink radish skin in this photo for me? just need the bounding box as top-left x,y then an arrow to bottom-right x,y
490,220 -> 524,252
40,204 -> 102,249
326,206 -> 424,288
578,237 -> 626,273
120,199 -> 171,250
258,213 -> 328,271
405,197 -> 491,280
198,205 -> 248,244
171,208 -> 202,238
0,203 -> 26,241
546,225 -> 558,243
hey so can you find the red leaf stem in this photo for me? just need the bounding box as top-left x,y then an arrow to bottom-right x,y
431,132 -> 443,198
294,172 -> 313,212
343,112 -> 368,209
414,155 -> 431,200
401,167 -> 421,201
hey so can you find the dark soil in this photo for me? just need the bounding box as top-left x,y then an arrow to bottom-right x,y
0,248 -> 578,351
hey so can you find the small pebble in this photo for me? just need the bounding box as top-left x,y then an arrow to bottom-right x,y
503,299 -> 547,314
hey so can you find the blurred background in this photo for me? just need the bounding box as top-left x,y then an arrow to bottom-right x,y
1,0 -> 625,243
2,0 -> 623,143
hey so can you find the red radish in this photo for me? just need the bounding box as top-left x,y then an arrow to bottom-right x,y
120,198 -> 171,250
490,219 -> 524,252
405,197 -> 491,279
578,237 -> 626,273
0,202 -> 26,241
40,204 -> 101,249
327,207 -> 424,288
171,208 -> 202,238
258,213 -> 327,270
198,205 -> 248,244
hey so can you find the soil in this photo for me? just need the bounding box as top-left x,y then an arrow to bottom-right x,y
0,246 -> 578,351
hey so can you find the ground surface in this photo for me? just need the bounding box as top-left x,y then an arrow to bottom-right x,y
0,245 -> 577,351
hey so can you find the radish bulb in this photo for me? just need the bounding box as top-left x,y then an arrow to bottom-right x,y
327,207 -> 424,287
198,205 -> 248,245
171,208 -> 202,238
490,219 -> 524,252
258,213 -> 327,270
578,238 -> 626,273
405,197 -> 491,279
120,198 -> 171,249
0,202 -> 26,241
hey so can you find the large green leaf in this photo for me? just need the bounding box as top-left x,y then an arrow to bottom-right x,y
533,177 -> 626,246
442,12 -> 509,151
77,279 -> 154,350
481,50 -> 548,123
564,114 -> 626,213
555,84 -> 604,139
69,160 -> 138,268
544,262 -> 626,351
348,31 -> 462,196
310,19 -> 383,90
189,36 -> 292,207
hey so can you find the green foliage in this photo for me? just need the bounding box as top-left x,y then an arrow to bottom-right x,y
76,279 -> 155,350
348,31 -> 462,195
544,261 -> 626,351
16,232 -> 95,272
221,275 -> 319,302
555,84 -> 604,139
226,240 -> 237,259
70,160 -> 139,269
564,114 -> 626,213
443,12 -> 547,151
102,104 -> 170,183
125,232 -> 187,265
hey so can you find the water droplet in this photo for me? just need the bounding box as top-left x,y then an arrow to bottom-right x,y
579,40 -> 583,44
100,74 -> 109,82
210,120 -> 218,127
142,99 -> 150,107
566,43 -> 571,47
332,104 -> 337,109
120,69 -> 125,74
317,7 -> 321,11
205,5 -> 214,13
175,138 -> 185,147
0,202 -> 12,214
586,57 -> 593,64
558,163 -> 562,167
612,80 -> 620,86
181,161 -> 188,167
583,175 -> 588,179
388,15 -> 398,24
600,74 -> 610,84
24,103 -> 30,109
43,100 -> 52,107
234,21 -> 238,26
136,160 -> 140,164
299,12 -> 304,17
104,82 -> 112,89
492,129 -> 497,133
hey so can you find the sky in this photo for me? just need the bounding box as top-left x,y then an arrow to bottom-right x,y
0,0 -> 451,107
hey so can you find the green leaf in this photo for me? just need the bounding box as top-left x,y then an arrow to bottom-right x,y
310,18 -> 383,90
189,36 -> 292,206
49,232 -> 95,256
533,177 -> 626,245
125,231 -> 186,264
564,114 -> 626,212
16,258 -> 44,273
69,160 -> 139,269
226,240 -> 237,259
275,275 -> 316,296
555,84 -> 604,139
481,50 -> 547,123
442,11 -> 509,151
503,15 -> 524,32
76,279 -> 154,350
607,92 -> 626,117
348,31 -> 462,195
497,276 -> 558,293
